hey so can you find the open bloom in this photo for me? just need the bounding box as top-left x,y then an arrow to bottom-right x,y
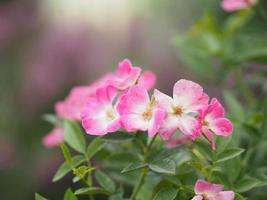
154,79 -> 209,140
221,0 -> 256,12
42,127 -> 64,148
107,59 -> 142,90
199,98 -> 233,149
81,86 -> 121,135
192,180 -> 234,200
117,86 -> 165,137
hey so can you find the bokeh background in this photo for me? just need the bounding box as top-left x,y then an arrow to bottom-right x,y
0,0 -> 266,199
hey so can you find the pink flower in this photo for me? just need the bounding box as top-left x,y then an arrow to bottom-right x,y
221,0 -> 256,12
154,79 -> 209,140
55,86 -> 94,121
81,86 -> 121,135
107,59 -> 142,90
42,127 -> 64,148
199,98 -> 233,150
167,135 -> 192,147
137,70 -> 157,90
117,86 -> 165,137
192,180 -> 234,200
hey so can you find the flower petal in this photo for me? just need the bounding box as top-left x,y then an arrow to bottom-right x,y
178,115 -> 200,139
212,118 -> 233,137
192,195 -> 203,200
173,79 -> 208,111
42,127 -> 64,148
148,108 -> 166,137
137,70 -> 157,90
117,86 -> 150,115
218,191 -> 235,200
120,114 -> 149,132
195,179 -> 223,194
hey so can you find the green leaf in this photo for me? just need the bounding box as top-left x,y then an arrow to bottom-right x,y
235,175 -> 261,193
73,165 -> 95,179
35,193 -> 48,200
235,193 -> 247,200
121,162 -> 147,174
149,159 -> 176,174
63,120 -> 86,153
87,137 -> 106,159
64,188 -> 78,200
52,155 -> 85,182
95,170 -> 116,193
102,131 -> 135,142
75,187 -> 111,196
223,91 -> 245,121
149,146 -> 181,162
60,143 -> 72,165
215,148 -> 245,163
109,193 -> 124,200
153,187 -> 178,200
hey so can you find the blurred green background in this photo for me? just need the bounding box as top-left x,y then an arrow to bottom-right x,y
0,0 -> 266,199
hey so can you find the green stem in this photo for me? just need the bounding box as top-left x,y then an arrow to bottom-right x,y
130,134 -> 157,200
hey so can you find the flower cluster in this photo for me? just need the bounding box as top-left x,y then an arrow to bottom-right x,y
42,59 -> 233,149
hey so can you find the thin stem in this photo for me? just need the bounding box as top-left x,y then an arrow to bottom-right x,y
130,134 -> 158,200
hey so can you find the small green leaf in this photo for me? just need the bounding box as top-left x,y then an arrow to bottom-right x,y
215,148 -> 245,163
109,193 -> 124,200
149,159 -> 176,174
95,170 -> 116,193
35,193 -> 48,200
102,131 -> 135,142
52,155 -> 85,182
149,146 -> 181,162
60,143 -> 72,165
73,165 -> 95,179
64,188 -> 78,200
64,120 -> 86,153
153,187 -> 178,200
87,137 -> 106,159
121,162 -> 147,174
75,187 -> 111,195
235,193 -> 247,200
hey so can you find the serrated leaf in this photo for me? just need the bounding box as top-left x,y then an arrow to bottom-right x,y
35,193 -> 48,200
74,187 -> 111,195
153,187 -> 178,200
215,148 -> 245,163
149,159 -> 176,174
63,120 -> 86,153
95,170 -> 116,193
121,162 -> 147,174
87,137 -> 106,159
64,188 -> 78,200
52,155 -> 85,182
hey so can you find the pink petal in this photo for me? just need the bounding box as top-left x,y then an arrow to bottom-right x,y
117,86 -> 150,115
96,85 -> 117,103
178,115 -> 201,139
167,135 -> 192,147
154,89 -> 174,112
109,59 -> 142,90
195,179 -> 223,195
221,0 -> 253,12
192,195 -> 203,200
120,114 -> 149,132
205,98 -> 225,119
212,118 -> 233,137
148,108 -> 166,137
173,79 -> 208,111
42,127 -> 64,148
218,191 -> 235,200
203,128 -> 216,150
137,70 -> 157,90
